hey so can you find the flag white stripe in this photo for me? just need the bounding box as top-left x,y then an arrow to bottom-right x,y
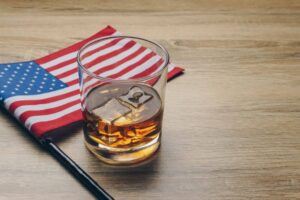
14,94 -> 80,118
97,49 -> 152,78
42,52 -> 77,69
25,104 -> 81,129
40,32 -> 119,68
167,63 -> 176,72
81,38 -> 131,65
61,42 -> 142,83
48,37 -> 128,76
118,55 -> 161,79
81,49 -> 155,93
4,85 -> 78,108
50,63 -> 77,76
81,55 -> 162,100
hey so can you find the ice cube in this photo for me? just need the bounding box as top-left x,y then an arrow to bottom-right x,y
91,98 -> 131,124
118,86 -> 153,108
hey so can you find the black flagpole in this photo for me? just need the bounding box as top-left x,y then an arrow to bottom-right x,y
41,138 -> 114,200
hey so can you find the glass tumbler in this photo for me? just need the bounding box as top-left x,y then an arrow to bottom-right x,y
77,36 -> 169,165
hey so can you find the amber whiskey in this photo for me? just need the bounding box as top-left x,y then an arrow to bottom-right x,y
83,83 -> 162,164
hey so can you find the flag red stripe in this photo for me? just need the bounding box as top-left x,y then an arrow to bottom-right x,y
126,59 -> 164,79
109,52 -> 157,79
45,38 -> 123,73
9,89 -> 79,113
30,110 -> 83,137
56,40 -> 137,80
82,40 -> 136,70
19,99 -> 80,123
167,67 -> 184,80
36,26 -> 116,64
81,38 -> 123,60
46,58 -> 76,72
64,46 -> 148,86
79,46 -> 149,84
80,51 -> 157,95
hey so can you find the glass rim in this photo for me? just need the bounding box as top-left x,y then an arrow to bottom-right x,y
77,35 -> 170,83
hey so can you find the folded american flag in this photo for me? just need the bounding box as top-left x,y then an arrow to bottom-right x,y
0,26 -> 184,139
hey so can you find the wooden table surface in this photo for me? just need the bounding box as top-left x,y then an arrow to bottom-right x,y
0,0 -> 300,199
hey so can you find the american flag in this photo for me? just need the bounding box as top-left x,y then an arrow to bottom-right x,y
0,26 -> 184,138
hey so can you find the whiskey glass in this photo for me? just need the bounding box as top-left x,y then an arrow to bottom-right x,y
77,36 -> 169,165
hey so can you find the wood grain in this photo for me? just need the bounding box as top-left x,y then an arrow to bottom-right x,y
0,0 -> 300,199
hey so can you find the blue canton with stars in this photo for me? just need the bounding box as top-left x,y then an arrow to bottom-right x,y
0,61 -> 68,101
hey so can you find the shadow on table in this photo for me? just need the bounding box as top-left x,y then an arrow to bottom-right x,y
84,144 -> 162,192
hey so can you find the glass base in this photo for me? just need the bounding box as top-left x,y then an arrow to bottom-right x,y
85,134 -> 161,165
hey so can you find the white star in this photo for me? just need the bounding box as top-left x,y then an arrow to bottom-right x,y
24,73 -> 27,76
34,76 -> 37,78
7,64 -> 11,67
11,92 -> 15,95
28,66 -> 32,69
16,66 -> 20,69
21,77 -> 25,80
20,81 -> 23,83
51,83 -> 55,86
37,90 -> 41,92
31,80 -> 35,83
11,74 -> 15,77
37,68 -> 40,71
52,79 -> 56,82
43,77 -> 47,80
60,84 -> 64,87
0,75 -> 2,78
35,72 -> 39,74
30,62 -> 33,65
4,68 -> 8,71
49,87 -> 53,90
13,71 -> 17,74
0,90 -> 4,93
15,88 -> 19,91
27,88 -> 31,91
45,74 -> 48,76
39,86 -> 43,89
8,78 -> 12,80
1,72 -> 4,74
24,91 -> 28,94
16,84 -> 20,87
19,63 -> 23,66
3,85 -> 7,88
41,82 -> 45,84
26,69 -> 30,72
7,81 -> 11,84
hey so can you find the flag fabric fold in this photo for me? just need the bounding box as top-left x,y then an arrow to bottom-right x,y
0,26 -> 184,138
